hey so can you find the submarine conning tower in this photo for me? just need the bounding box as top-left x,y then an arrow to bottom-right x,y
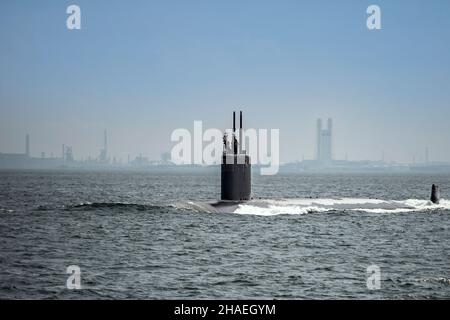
221,111 -> 251,201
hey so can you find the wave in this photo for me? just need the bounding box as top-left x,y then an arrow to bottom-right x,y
417,277 -> 450,285
65,201 -> 215,214
234,198 -> 450,216
56,198 -> 450,216
174,201 -> 218,213
66,202 -> 172,212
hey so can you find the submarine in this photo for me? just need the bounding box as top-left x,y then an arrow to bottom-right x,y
210,111 -> 251,213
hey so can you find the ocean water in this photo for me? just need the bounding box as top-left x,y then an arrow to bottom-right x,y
0,170 -> 449,299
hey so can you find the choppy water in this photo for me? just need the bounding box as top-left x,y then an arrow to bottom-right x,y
0,170 -> 449,299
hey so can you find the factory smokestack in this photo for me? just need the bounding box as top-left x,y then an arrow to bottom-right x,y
239,111 -> 243,154
104,129 -> 108,156
233,111 -> 236,133
25,134 -> 30,157
316,119 -> 322,161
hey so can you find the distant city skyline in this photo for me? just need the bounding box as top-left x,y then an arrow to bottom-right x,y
0,122 -> 440,166
1,1 -> 450,163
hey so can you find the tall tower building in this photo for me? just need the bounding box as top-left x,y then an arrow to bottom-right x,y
104,129 -> 108,156
25,134 -> 30,157
99,129 -> 108,163
316,118 -> 333,163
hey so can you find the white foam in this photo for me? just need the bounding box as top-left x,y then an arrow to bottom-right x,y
234,198 -> 450,216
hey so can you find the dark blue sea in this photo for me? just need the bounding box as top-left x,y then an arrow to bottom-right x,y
0,170 -> 449,299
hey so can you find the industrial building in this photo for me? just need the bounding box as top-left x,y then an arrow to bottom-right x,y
316,118 -> 333,163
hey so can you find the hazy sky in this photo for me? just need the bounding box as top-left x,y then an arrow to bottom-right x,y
1,0 -> 450,163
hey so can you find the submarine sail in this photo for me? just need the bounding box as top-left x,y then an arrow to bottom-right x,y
221,111 -> 251,201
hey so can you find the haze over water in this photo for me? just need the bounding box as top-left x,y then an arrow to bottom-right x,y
1,1 -> 450,163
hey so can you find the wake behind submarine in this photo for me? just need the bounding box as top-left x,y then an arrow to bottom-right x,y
206,111 -> 441,214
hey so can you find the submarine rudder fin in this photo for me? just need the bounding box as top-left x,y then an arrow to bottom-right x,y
431,184 -> 440,204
